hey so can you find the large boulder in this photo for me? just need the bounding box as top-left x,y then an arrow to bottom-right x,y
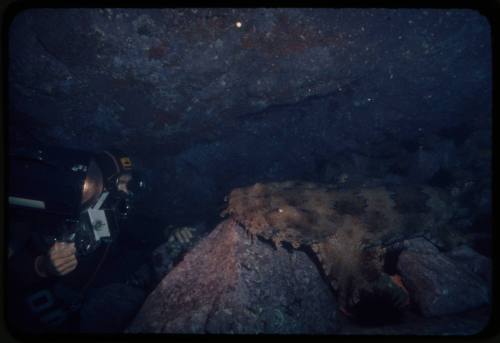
445,245 -> 492,285
127,219 -> 338,333
397,238 -> 490,317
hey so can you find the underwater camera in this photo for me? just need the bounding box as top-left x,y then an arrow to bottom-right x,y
8,146 -> 145,257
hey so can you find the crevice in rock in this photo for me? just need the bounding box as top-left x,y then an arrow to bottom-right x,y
383,244 -> 404,275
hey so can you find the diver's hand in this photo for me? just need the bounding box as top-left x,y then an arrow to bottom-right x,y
35,242 -> 78,277
169,227 -> 194,245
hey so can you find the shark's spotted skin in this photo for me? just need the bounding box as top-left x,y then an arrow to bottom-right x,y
221,181 -> 457,310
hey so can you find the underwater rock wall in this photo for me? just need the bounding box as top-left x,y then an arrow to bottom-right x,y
127,219 -> 339,334
8,8 -> 491,222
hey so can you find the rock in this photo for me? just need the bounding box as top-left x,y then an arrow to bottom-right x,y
397,239 -> 489,317
445,245 -> 492,284
127,219 -> 338,333
150,223 -> 208,284
403,237 -> 440,255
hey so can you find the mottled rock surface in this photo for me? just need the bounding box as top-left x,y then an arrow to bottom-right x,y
397,238 -> 490,317
446,244 -> 492,283
127,219 -> 338,334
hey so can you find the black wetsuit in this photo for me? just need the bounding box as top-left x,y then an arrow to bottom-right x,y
6,213 -> 149,334
6,216 -> 108,334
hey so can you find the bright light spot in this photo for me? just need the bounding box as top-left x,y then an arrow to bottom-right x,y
83,179 -> 90,193
235,21 -> 242,28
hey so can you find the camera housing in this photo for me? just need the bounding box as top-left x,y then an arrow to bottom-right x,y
8,145 -> 134,256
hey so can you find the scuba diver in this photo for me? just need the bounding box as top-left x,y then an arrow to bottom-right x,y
7,146 -> 193,333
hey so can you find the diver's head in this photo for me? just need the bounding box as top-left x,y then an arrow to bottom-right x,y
117,172 -> 133,194
94,150 -> 133,193
93,149 -> 147,219
94,150 -> 146,197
